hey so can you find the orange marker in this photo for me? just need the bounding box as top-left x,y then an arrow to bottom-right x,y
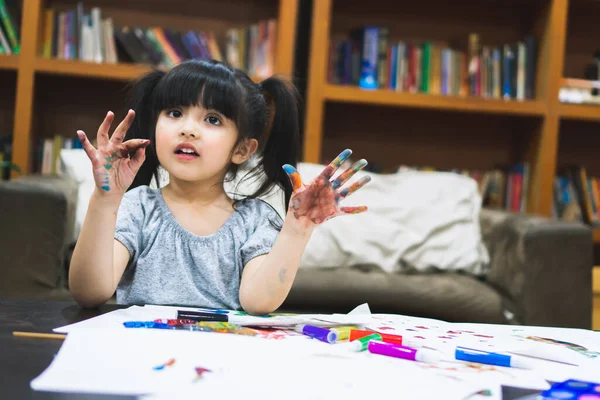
349,329 -> 403,345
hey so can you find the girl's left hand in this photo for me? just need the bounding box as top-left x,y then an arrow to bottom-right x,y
283,149 -> 371,230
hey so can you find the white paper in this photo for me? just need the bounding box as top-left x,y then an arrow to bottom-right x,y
53,306 -> 170,333
32,328 -> 485,400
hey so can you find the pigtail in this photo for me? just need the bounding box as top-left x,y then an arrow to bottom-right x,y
124,68 -> 166,190
254,76 -> 301,211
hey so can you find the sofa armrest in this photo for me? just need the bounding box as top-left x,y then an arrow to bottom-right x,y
480,208 -> 593,329
0,175 -> 78,300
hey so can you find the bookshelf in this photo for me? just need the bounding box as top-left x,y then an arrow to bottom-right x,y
7,0 -> 298,177
302,0 -> 600,239
0,55 -> 19,70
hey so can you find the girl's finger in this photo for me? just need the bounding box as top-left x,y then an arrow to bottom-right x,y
77,130 -> 98,166
319,148 -> 352,180
340,205 -> 368,215
332,159 -> 368,190
282,164 -> 303,191
338,175 -> 371,199
129,145 -> 147,172
110,109 -> 136,145
121,139 -> 151,155
96,111 -> 115,148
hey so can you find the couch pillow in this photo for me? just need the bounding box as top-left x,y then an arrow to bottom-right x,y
296,162 -> 490,276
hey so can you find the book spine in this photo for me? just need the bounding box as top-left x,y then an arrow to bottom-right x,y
0,0 -> 19,53
359,26 -> 379,90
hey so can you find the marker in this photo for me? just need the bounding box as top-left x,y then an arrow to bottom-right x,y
367,341 -> 441,363
329,326 -> 357,341
349,329 -> 403,345
454,347 -> 534,369
552,379 -> 600,394
176,310 -> 228,322
295,324 -> 337,344
123,321 -> 172,329
347,333 -> 382,352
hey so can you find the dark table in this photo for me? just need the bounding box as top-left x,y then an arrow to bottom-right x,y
1,298 -> 544,400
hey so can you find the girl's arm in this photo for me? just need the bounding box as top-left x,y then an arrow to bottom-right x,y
239,149 -> 371,315
69,191 -> 131,308
239,213 -> 314,315
68,110 -> 149,308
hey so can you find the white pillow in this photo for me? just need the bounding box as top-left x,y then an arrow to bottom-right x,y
297,163 -> 490,276
59,149 -> 95,243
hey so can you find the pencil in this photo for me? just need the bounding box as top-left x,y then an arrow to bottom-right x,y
12,331 -> 67,340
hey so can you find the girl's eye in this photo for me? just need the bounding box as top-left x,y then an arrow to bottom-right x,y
205,115 -> 221,126
167,110 -> 182,118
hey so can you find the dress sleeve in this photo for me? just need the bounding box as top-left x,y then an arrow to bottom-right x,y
240,200 -> 283,265
114,187 -> 145,261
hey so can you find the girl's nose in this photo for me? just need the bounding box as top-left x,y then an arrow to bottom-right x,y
179,131 -> 196,138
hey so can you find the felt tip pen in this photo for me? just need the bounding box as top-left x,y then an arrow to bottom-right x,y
349,329 -> 403,345
295,324 -> 338,344
367,341 -> 441,363
329,326 -> 357,341
176,310 -> 228,322
454,347 -> 534,369
347,333 -> 382,352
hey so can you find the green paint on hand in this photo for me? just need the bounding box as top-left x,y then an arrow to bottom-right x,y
104,163 -> 112,170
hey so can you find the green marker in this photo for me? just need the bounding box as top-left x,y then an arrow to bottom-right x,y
348,333 -> 382,352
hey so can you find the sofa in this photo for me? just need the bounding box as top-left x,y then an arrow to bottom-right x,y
0,174 -> 594,329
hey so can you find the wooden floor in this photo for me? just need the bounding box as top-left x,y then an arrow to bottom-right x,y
594,267 -> 600,330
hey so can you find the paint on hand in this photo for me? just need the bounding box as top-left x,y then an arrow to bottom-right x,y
321,149 -> 352,180
286,149 -> 370,223
332,158 -> 367,189
153,358 -> 176,370
340,206 -> 368,214
101,172 -> 110,191
339,176 -> 371,198
283,164 -> 302,191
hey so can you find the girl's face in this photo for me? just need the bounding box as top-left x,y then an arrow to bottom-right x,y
155,104 -> 242,184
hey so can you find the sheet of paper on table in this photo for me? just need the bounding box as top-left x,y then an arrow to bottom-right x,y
31,328 -> 487,400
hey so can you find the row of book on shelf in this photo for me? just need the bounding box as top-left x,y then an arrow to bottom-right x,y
41,2 -> 277,79
554,165 -> 600,227
329,29 -> 537,100
0,0 -> 19,55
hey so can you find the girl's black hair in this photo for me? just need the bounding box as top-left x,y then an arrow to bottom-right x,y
124,59 -> 301,212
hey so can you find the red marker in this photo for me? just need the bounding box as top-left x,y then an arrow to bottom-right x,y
349,329 -> 403,345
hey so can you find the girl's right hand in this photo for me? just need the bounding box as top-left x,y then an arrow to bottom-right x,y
77,109 -> 150,197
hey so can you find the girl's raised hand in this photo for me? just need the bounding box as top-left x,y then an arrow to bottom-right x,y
77,110 -> 150,197
283,149 -> 371,228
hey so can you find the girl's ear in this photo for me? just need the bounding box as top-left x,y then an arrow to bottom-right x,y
231,138 -> 259,165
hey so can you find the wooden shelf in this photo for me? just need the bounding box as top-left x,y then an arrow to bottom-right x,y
33,58 -> 265,82
0,55 -> 19,71
594,229 -> 600,244
559,103 -> 600,122
323,85 -> 546,117
34,58 -> 153,81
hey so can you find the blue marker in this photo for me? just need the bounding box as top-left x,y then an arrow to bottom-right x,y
123,321 -> 171,329
455,347 -> 533,369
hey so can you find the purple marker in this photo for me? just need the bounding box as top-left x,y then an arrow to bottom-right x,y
367,341 -> 440,363
295,324 -> 338,344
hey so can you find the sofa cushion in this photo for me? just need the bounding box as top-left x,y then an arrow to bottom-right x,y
284,267 -> 517,324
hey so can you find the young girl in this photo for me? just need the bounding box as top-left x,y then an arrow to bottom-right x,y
68,59 -> 371,315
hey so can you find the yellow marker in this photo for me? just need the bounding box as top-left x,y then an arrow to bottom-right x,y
330,326 -> 358,341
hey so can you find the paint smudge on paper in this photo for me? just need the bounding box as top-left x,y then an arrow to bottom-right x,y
194,367 -> 212,381
153,358 -> 176,371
